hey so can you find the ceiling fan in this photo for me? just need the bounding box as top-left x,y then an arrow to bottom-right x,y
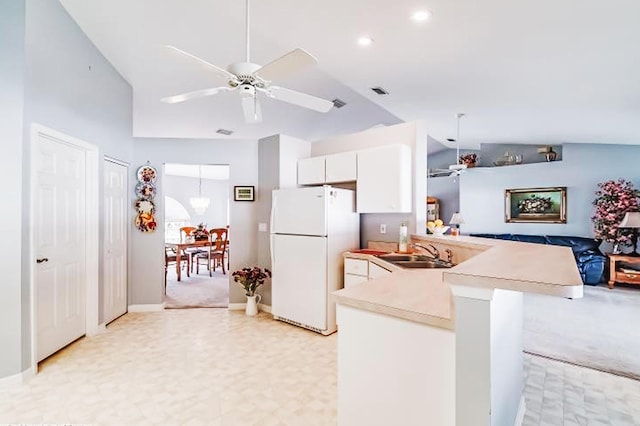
428,113 -> 469,178
160,0 -> 334,123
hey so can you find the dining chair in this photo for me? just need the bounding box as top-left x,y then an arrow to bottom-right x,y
195,227 -> 228,276
180,226 -> 203,272
164,245 -> 190,292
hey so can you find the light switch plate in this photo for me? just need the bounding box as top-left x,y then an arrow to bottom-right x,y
258,223 -> 268,232
380,224 -> 387,234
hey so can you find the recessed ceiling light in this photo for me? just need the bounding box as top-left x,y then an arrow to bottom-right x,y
357,36 -> 374,46
411,10 -> 431,22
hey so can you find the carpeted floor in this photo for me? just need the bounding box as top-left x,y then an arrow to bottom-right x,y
524,284 -> 640,380
164,267 -> 229,309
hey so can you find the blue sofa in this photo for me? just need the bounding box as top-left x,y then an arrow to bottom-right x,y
470,233 -> 606,285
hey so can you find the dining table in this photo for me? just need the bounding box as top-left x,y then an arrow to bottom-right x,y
165,240 -> 211,281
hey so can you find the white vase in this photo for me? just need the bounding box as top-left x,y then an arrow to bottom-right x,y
245,294 -> 261,316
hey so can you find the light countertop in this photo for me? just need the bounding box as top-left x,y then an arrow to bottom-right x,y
333,234 -> 583,328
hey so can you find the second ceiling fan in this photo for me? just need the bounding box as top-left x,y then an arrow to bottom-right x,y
160,0 -> 334,123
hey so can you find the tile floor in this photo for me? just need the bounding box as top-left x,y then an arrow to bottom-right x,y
0,309 -> 639,425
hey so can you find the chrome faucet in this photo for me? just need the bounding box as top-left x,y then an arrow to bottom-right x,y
444,249 -> 453,263
411,243 -> 440,260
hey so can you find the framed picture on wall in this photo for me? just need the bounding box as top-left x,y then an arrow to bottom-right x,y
505,187 -> 566,223
234,185 -> 255,202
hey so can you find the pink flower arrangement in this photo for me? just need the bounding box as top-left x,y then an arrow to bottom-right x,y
232,266 -> 271,297
591,179 -> 640,243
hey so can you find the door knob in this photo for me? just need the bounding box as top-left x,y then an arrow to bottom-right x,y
36,258 -> 49,264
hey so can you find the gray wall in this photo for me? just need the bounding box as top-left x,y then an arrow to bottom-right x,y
460,143 -> 640,236
427,177 -> 460,229
1,0 -> 134,378
257,134 -> 310,305
163,174 -> 229,228
131,138 -> 259,306
0,0 -> 26,380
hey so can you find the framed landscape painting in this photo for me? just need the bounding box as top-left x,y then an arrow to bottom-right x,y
505,187 -> 567,223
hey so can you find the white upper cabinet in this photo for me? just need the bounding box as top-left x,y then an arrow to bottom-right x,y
297,157 -> 326,185
325,151 -> 357,183
357,145 -> 412,213
298,151 -> 357,185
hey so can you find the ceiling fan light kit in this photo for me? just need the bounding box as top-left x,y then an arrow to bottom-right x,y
160,0 -> 334,124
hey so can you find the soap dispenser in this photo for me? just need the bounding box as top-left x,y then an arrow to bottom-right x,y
399,222 -> 408,253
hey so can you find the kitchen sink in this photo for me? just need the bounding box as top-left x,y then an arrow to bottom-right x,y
375,253 -> 454,269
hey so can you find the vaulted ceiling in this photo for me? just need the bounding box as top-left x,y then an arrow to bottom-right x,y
60,0 -> 640,148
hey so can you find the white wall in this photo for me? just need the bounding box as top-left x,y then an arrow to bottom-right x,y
0,0 -> 26,379
311,121 -> 428,247
163,174 -> 229,228
460,143 -> 640,237
131,138 -> 259,305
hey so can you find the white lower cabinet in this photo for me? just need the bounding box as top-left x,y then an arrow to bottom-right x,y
344,274 -> 368,288
344,257 -> 392,288
368,262 -> 392,279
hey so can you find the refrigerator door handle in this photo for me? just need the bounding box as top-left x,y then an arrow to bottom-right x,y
270,193 -> 276,233
270,234 -> 275,267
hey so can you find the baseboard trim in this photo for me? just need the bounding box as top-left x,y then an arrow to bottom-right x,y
0,367 -> 35,389
514,395 -> 526,426
228,303 -> 272,314
128,303 -> 166,312
258,303 -> 272,314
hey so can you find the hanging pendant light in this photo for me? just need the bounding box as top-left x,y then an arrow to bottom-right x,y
189,165 -> 210,215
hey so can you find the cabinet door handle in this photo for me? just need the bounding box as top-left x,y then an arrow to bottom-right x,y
36,258 -> 49,264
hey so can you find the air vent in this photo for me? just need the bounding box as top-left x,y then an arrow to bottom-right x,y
371,86 -> 389,95
332,98 -> 347,108
216,128 -> 233,135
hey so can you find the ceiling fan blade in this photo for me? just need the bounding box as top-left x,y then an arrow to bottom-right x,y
161,87 -> 232,104
253,48 -> 318,82
241,95 -> 262,124
163,45 -> 237,82
267,86 -> 333,113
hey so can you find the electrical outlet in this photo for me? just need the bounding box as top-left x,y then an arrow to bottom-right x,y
379,224 -> 387,234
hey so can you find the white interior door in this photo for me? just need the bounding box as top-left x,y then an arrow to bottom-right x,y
103,159 -> 128,324
35,133 -> 87,362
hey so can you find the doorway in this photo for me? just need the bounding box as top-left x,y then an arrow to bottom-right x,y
163,163 -> 230,308
30,124 -> 99,368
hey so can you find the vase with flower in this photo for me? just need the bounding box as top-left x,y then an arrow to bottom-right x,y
193,223 -> 209,241
591,179 -> 640,254
232,266 -> 272,316
459,152 -> 478,168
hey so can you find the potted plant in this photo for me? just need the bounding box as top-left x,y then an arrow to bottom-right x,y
232,266 -> 271,316
459,152 -> 478,168
591,179 -> 640,254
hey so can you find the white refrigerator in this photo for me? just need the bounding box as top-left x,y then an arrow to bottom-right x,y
270,186 -> 360,335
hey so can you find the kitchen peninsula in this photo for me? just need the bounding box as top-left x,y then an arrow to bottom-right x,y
333,235 -> 583,426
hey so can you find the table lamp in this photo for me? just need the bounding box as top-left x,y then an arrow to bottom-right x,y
619,211 -> 640,256
450,212 -> 465,236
